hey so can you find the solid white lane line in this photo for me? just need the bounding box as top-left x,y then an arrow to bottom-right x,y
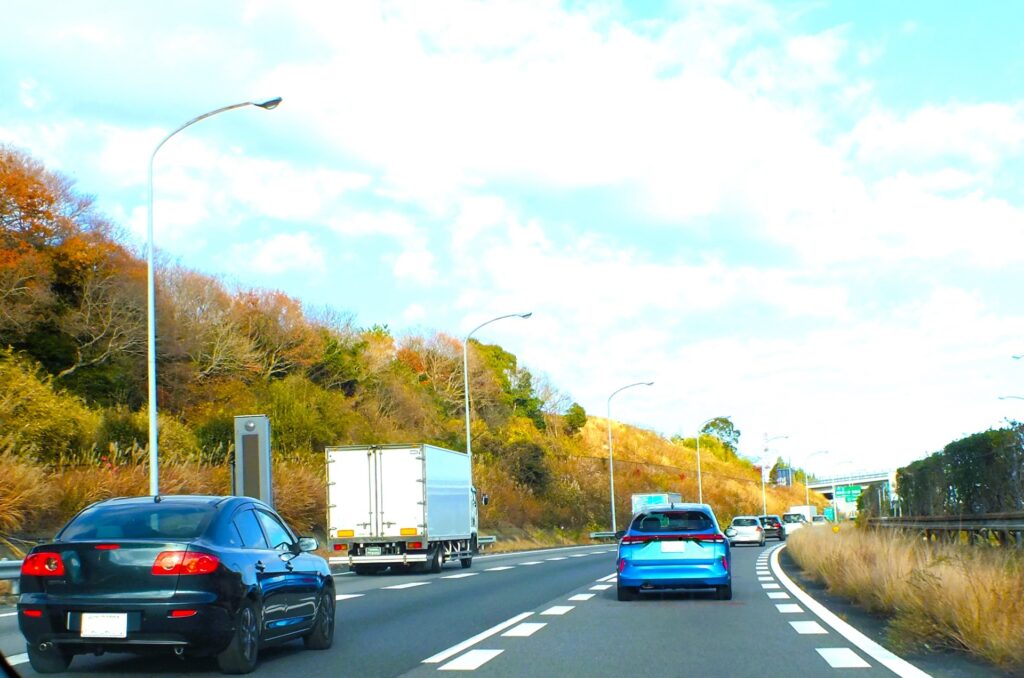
598,573 -> 617,582
520,561 -> 543,566
502,622 -> 546,637
590,584 -> 613,591
761,583 -> 780,589
540,605 -> 574,616
766,592 -> 790,599
336,594 -> 365,601
439,649 -> 504,671
791,621 -> 828,635
7,653 -> 27,666
772,546 -> 933,678
817,648 -> 871,668
384,582 -> 430,590
442,573 -> 479,579
546,557 -> 567,561
485,566 -> 515,572
776,603 -> 803,614
423,612 -> 533,664
568,593 -> 594,601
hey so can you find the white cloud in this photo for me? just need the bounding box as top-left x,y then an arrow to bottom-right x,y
232,232 -> 326,275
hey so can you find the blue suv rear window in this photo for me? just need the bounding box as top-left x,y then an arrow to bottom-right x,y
631,510 -> 713,532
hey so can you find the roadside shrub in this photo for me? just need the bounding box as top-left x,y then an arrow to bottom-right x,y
0,349 -> 99,460
788,527 -> 1024,671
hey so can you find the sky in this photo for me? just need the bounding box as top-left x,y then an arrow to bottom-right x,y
2,0 -> 1023,476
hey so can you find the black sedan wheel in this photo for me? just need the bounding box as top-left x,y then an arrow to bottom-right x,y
304,589 -> 336,650
27,642 -> 73,674
217,601 -> 260,674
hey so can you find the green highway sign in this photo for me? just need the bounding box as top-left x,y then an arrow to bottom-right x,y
836,484 -> 863,501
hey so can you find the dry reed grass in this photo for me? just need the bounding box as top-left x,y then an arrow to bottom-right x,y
787,526 -> 1024,671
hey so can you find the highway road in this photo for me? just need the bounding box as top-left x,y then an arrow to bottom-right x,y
0,543 -> 946,677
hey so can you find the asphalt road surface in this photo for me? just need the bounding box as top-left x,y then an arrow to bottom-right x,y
0,543 -> 971,677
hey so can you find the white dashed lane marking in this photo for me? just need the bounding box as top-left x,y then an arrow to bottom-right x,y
442,573 -> 478,579
590,584 -> 612,591
766,592 -> 790,599
422,613 -> 532,664
817,648 -> 871,668
761,583 -> 780,589
439,649 -> 504,671
776,603 -> 803,613
7,653 -> 27,666
384,582 -> 430,590
568,593 -> 594,601
520,561 -> 543,565
758,576 -> 774,582
540,605 -> 574,616
791,621 -> 828,635
569,553 -> 588,558
597,573 -> 617,582
336,593 -> 365,600
502,622 -> 546,637
485,566 -> 516,572
546,557 -> 567,561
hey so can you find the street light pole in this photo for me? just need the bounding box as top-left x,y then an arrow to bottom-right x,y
805,450 -> 829,506
762,433 -> 788,515
695,416 -> 728,504
462,312 -> 532,467
607,381 -> 654,532
146,97 -> 282,496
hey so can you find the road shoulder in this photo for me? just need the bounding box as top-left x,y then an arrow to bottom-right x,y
778,546 -> 1016,678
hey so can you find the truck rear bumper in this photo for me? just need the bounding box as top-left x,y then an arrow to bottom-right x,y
346,554 -> 428,564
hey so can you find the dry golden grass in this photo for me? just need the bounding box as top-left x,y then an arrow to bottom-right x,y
787,527 -> 1024,671
0,450 -> 57,535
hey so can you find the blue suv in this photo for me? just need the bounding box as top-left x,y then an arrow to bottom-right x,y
616,503 -> 732,601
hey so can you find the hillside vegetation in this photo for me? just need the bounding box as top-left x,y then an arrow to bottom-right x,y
0,145 -> 825,553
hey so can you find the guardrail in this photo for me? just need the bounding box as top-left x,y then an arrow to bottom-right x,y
867,512 -> 1024,546
1,560 -> 22,595
588,531 -> 617,540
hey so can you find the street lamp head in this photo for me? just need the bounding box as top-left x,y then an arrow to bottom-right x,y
519,312 -> 533,319
254,97 -> 283,110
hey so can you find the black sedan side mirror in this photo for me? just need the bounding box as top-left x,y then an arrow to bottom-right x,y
298,537 -> 318,553
615,530 -> 626,540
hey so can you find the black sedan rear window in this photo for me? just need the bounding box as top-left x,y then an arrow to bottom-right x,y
631,511 -> 713,533
59,503 -> 215,541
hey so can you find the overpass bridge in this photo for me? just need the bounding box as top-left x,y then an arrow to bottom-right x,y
807,470 -> 893,498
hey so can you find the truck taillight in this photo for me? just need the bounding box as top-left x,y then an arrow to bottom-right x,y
21,552 -> 65,577
409,542 -> 423,549
333,543 -> 347,551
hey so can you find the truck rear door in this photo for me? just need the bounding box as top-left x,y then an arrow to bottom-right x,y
376,446 -> 425,538
327,447 -> 375,540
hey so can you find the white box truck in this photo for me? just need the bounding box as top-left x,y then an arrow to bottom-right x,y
327,444 -> 480,574
631,492 -> 683,515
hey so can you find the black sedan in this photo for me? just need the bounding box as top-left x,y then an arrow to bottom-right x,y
17,495 -> 335,674
758,514 -> 786,541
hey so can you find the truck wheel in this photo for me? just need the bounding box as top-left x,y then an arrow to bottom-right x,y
429,547 -> 443,574
460,554 -> 473,568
